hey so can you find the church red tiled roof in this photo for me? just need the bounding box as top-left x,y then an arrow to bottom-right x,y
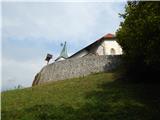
103,33 -> 115,39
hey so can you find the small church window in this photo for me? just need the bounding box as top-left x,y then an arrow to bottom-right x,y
110,48 -> 116,55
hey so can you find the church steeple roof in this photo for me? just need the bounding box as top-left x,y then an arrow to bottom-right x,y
60,41 -> 68,58
55,41 -> 68,61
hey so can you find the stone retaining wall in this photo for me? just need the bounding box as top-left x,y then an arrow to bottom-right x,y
32,55 -> 121,85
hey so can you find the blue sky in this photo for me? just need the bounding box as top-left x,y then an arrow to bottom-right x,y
2,1 -> 126,91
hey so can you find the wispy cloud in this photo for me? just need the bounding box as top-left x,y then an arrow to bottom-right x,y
2,2 -> 124,41
2,58 -> 44,90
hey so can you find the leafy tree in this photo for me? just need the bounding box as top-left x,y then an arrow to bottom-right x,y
116,1 -> 160,81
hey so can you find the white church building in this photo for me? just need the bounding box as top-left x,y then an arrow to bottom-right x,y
69,33 -> 122,59
55,33 -> 122,61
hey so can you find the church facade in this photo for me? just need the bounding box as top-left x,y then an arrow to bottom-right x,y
69,33 -> 122,59
55,33 -> 122,61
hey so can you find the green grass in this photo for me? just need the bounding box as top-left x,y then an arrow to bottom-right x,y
2,72 -> 160,120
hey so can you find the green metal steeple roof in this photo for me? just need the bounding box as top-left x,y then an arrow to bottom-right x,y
55,41 -> 68,61
60,41 -> 68,58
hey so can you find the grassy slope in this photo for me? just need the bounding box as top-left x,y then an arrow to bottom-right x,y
2,72 -> 160,120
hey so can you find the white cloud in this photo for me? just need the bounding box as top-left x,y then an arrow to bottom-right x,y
2,57 -> 45,91
2,2 -> 123,42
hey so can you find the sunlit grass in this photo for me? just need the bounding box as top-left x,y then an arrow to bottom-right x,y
2,72 -> 160,120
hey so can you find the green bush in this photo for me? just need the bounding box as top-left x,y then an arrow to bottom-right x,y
116,1 -> 160,81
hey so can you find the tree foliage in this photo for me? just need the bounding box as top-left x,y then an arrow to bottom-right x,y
116,1 -> 160,80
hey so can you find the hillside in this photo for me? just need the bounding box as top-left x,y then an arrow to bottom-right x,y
2,72 -> 160,120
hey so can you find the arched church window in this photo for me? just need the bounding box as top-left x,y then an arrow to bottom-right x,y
110,48 -> 116,55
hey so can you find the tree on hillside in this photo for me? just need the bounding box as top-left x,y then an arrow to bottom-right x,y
116,1 -> 160,81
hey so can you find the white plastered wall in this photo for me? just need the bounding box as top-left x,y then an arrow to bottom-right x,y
96,40 -> 122,55
95,45 -> 104,55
